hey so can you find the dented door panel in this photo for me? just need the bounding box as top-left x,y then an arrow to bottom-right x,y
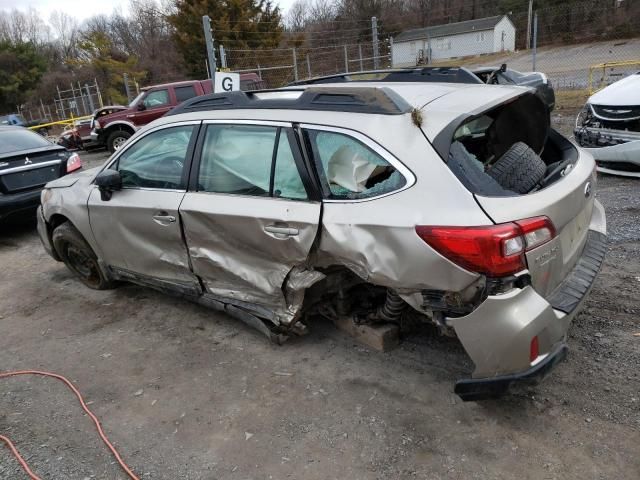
180,194 -> 321,324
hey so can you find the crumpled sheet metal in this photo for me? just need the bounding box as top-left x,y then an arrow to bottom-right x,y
179,197 -> 323,325
315,210 -> 480,293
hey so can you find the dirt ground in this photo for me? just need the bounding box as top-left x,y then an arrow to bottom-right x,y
1,149 -> 639,480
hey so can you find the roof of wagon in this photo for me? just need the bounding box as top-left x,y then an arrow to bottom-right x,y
146,82 -> 533,137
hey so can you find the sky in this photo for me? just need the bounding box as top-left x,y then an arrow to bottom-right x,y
0,0 -> 295,24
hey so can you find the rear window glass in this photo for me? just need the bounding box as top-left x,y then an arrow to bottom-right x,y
0,129 -> 52,154
305,130 -> 405,200
175,85 -> 197,103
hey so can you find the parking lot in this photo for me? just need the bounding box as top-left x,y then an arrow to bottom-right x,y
1,149 -> 639,479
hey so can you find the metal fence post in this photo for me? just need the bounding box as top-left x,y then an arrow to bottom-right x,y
526,0 -> 533,49
344,45 -> 349,73
306,54 -> 311,78
123,73 -> 131,103
202,15 -> 217,90
95,78 -> 104,108
78,81 -> 88,115
532,12 -> 538,71
292,48 -> 298,82
85,83 -> 95,112
358,44 -> 363,71
389,37 -> 393,67
372,16 -> 379,69
219,44 -> 227,69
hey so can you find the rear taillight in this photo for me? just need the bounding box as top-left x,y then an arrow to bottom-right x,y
415,216 -> 556,277
66,152 -> 82,173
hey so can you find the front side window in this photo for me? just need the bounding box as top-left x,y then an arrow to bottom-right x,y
305,130 -> 406,200
143,89 -> 170,108
115,125 -> 194,189
198,124 -> 307,200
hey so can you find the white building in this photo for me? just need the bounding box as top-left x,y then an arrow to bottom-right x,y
391,15 -> 516,67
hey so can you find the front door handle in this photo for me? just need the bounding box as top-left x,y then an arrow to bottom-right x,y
264,225 -> 299,237
153,212 -> 176,225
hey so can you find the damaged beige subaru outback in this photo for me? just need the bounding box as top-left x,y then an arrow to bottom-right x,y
38,84 -> 606,400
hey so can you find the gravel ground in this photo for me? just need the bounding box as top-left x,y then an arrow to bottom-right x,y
0,149 -> 638,479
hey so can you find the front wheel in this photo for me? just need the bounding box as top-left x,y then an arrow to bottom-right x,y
107,130 -> 132,153
52,222 -> 116,290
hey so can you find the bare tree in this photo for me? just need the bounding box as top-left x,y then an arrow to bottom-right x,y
49,11 -> 80,59
0,8 -> 50,45
287,0 -> 311,31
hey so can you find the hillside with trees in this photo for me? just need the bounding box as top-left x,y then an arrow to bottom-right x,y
0,0 -> 637,115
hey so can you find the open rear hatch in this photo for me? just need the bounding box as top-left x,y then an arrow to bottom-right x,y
421,88 -> 598,297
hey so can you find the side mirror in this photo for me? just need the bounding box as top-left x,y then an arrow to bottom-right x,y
500,63 -> 507,73
137,103 -> 146,111
95,169 -> 122,201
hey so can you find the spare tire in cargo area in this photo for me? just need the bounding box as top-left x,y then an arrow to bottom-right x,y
487,142 -> 546,194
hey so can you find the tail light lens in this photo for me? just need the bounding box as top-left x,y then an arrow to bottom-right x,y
66,152 -> 82,173
415,216 -> 556,277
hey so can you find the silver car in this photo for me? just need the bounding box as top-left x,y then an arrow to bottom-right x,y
38,84 -> 606,400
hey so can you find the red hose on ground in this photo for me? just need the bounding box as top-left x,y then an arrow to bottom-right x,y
0,370 -> 140,480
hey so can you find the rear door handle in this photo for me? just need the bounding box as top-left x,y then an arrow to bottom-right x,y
264,225 -> 299,237
153,212 -> 176,225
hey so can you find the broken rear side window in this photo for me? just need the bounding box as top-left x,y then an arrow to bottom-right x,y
305,129 -> 406,200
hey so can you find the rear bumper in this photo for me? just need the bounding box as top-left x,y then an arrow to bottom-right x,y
450,222 -> 606,400
455,342 -> 568,401
0,188 -> 42,220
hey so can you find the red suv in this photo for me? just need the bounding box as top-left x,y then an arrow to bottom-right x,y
91,75 -> 265,152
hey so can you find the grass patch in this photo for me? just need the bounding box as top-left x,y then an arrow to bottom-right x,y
555,89 -> 590,112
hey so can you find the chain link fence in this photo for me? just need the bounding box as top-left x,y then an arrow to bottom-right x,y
225,42 -> 391,87
220,0 -> 637,136
224,0 -> 638,95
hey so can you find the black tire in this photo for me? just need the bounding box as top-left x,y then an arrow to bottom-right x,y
487,142 -> 546,194
52,222 -> 115,290
107,130 -> 132,153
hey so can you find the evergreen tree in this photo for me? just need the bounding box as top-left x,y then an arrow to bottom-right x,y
0,41 -> 46,113
168,0 -> 283,78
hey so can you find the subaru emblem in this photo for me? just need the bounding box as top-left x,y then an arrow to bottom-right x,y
584,182 -> 592,198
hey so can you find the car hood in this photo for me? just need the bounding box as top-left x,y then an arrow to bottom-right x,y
45,166 -> 101,189
589,73 -> 640,106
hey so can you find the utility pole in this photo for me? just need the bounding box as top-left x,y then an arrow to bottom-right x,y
526,0 -> 533,49
372,16 -> 379,69
202,15 -> 217,90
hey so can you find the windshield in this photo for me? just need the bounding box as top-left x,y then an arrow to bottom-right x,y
128,91 -> 145,108
0,128 -> 52,154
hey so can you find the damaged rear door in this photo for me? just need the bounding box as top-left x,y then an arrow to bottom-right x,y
179,121 -> 321,324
